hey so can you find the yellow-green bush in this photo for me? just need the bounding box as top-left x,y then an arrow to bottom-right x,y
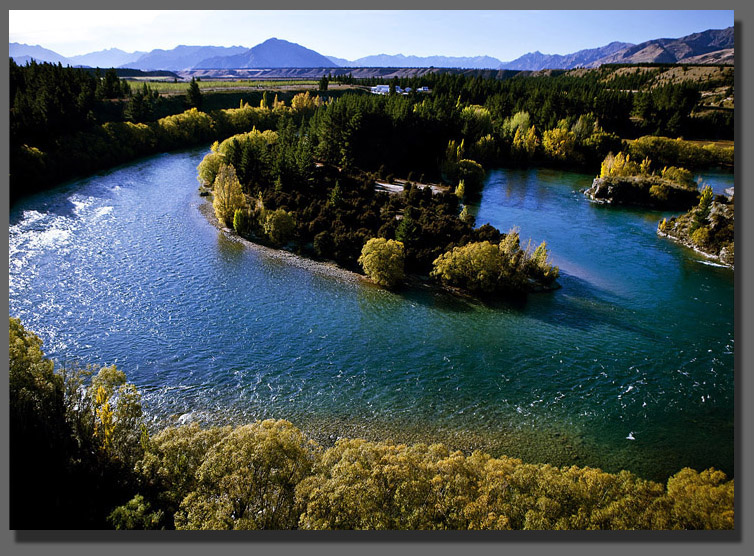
174,420 -> 318,530
358,237 -> 405,288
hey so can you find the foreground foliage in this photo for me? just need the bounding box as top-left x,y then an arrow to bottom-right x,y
123,423 -> 732,531
9,318 -> 734,530
9,318 -> 147,528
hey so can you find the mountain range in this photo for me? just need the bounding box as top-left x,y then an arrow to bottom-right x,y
327,53 -> 505,69
9,26 -> 734,71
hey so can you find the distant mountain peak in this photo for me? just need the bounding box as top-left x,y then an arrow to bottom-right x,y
195,38 -> 338,69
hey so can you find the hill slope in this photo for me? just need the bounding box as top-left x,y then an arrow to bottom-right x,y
590,27 -> 734,66
195,38 -> 338,68
335,53 -> 503,69
124,45 -> 248,71
500,41 -> 632,70
68,48 -> 145,68
10,42 -> 71,65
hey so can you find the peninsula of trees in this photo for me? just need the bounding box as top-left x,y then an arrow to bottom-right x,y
658,186 -> 734,266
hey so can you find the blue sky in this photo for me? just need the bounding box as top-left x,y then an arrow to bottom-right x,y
9,10 -> 735,61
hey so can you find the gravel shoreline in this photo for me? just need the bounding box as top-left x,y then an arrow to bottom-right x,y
198,196 -> 367,284
197,194 -> 561,295
656,228 -> 734,269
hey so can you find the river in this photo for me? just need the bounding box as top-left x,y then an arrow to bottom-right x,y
8,148 -> 734,482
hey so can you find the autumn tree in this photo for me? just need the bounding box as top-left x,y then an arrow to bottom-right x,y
291,91 -> 323,113
528,241 -> 560,284
431,241 -> 504,293
263,208 -> 296,245
600,152 -> 641,178
174,420 -> 318,530
212,163 -> 245,227
542,127 -> 577,162
197,141 -> 224,187
358,238 -> 405,288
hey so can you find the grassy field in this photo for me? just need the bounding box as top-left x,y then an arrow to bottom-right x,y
127,79 -> 322,94
681,138 -> 735,148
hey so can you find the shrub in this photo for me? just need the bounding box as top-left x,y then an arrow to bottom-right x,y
456,159 -> 485,195
212,163 -> 245,227
661,166 -> 695,189
691,227 -> 711,248
358,237 -> 405,288
232,208 -> 254,238
528,241 -> 560,284
264,209 -> 296,246
196,146 -> 224,187
431,241 -> 504,293
649,184 -> 670,202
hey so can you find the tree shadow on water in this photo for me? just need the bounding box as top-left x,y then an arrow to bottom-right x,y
390,271 -> 662,342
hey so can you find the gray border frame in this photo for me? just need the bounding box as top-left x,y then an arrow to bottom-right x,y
3,1 -> 751,554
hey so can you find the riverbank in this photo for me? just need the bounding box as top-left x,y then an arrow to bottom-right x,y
657,228 -> 734,269
198,197 -> 367,284
198,196 -> 561,299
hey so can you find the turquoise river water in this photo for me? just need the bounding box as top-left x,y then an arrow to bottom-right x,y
8,148 -> 734,482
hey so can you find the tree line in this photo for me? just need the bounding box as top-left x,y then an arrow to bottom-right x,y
10,60 -> 733,206
9,318 -> 735,530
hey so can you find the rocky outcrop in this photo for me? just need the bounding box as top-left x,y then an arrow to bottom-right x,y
657,200 -> 734,268
584,176 -> 700,211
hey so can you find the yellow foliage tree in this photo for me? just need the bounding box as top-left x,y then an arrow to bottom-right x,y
291,91 -> 324,112
431,241 -> 504,293
212,163 -> 245,228
174,420 -> 317,530
542,128 -> 576,161
358,238 -> 405,288
600,152 -> 641,178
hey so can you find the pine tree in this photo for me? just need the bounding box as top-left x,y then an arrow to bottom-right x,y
186,77 -> 203,111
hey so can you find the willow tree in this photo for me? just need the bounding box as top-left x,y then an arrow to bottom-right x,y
213,163 -> 245,228
358,238 -> 405,288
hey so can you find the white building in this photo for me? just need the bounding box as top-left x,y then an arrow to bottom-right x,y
370,85 -> 390,95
